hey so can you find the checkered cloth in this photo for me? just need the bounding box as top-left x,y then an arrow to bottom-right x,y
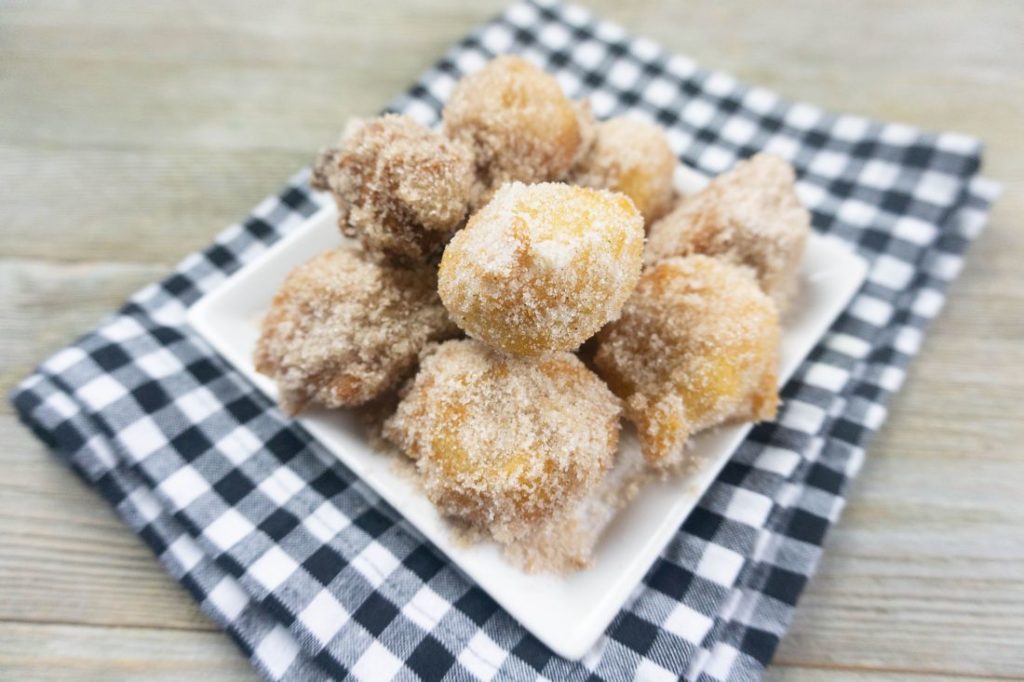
12,1 -> 999,680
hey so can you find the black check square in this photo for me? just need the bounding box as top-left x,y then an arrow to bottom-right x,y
302,546 -> 346,586
407,635 -> 457,682
354,593 -> 400,637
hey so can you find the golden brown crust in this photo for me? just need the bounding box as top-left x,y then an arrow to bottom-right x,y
312,114 -> 474,265
383,339 -> 621,542
570,98 -> 599,166
594,255 -> 780,469
442,55 -> 583,204
570,116 -> 677,225
438,182 -> 645,356
253,247 -> 459,414
645,153 -> 810,310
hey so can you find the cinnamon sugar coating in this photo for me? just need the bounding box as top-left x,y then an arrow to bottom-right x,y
570,98 -> 599,166
442,56 -> 584,202
254,247 -> 459,414
570,116 -> 676,224
383,339 -> 621,543
312,114 -> 474,264
594,256 -> 780,469
438,182 -> 645,356
645,153 -> 810,310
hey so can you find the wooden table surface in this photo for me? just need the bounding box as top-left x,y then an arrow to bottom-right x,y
1,1 -> 1021,679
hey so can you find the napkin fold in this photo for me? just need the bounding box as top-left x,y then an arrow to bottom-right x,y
12,1 -> 1000,680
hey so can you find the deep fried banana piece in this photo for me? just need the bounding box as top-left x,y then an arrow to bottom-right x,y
570,116 -> 676,224
312,114 -> 474,264
443,56 -> 584,198
438,182 -> 644,356
645,153 -> 810,310
594,255 -> 780,469
254,247 -> 459,414
383,339 -> 621,538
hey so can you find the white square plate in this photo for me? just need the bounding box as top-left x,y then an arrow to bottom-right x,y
187,167 -> 867,659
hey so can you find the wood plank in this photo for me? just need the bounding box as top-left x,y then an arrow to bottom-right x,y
0,145 -> 312,265
0,621 -> 255,682
1,0 -> 1021,266
0,0 -> 507,265
766,666 -> 1007,681
0,259 -> 166,399
0,1 -> 501,154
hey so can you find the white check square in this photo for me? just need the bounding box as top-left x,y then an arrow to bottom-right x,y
254,625 -> 300,680
204,508 -> 256,552
208,576 -> 249,621
78,374 -> 126,411
249,546 -> 299,593
166,535 -> 204,574
176,386 -> 220,424
663,602 -> 714,644
351,542 -> 400,588
724,488 -> 774,528
696,544 -> 745,587
644,77 -> 676,107
258,465 -> 306,506
459,632 -> 507,682
299,590 -> 349,646
303,501 -> 351,543
754,447 -> 801,477
159,465 -> 210,510
352,642 -> 404,682
403,586 -> 450,632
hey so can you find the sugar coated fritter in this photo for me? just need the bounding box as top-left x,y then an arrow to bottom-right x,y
254,247 -> 459,414
312,114 -> 474,264
383,339 -> 621,540
438,182 -> 645,356
645,153 -> 810,310
594,255 -> 780,469
442,55 -> 584,202
570,98 -> 599,166
570,116 -> 677,224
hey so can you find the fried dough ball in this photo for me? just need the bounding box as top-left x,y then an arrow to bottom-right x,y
443,56 -> 584,199
383,339 -> 621,538
571,98 -> 599,165
254,247 -> 459,414
570,116 -> 676,224
438,182 -> 645,356
645,153 -> 810,310
594,256 -> 780,469
311,114 -> 474,264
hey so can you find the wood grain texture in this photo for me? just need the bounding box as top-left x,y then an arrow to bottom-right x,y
1,0 -> 1021,679
0,622 -> 253,681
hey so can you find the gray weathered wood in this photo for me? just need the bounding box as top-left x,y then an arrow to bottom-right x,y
1,0 -> 1022,679
0,622 -> 253,681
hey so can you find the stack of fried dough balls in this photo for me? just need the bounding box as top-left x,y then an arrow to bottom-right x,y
255,54 -> 807,571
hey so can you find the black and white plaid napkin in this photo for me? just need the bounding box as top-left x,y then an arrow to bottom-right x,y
12,1 -> 999,680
